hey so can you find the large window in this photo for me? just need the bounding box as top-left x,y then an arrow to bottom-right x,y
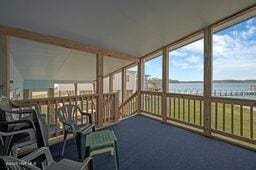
212,16 -> 256,100
103,76 -> 109,93
126,65 -> 137,98
169,38 -> 204,95
113,72 -> 122,103
144,54 -> 162,92
54,83 -> 75,97
31,90 -> 48,99
77,83 -> 94,95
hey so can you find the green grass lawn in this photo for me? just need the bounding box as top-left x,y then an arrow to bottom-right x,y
142,96 -> 255,139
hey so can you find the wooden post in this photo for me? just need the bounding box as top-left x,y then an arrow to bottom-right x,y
109,73 -> 114,119
109,73 -> 113,92
162,47 -> 169,122
23,89 -> 29,99
74,83 -> 78,96
114,92 -> 119,122
48,88 -> 55,124
92,82 -> 96,94
96,54 -> 104,127
204,26 -> 212,136
137,59 -> 143,114
0,35 -> 10,97
122,67 -> 126,102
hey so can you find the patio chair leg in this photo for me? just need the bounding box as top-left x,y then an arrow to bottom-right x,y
62,131 -> 67,157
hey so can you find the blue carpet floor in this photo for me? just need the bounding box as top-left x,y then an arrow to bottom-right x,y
50,114 -> 256,170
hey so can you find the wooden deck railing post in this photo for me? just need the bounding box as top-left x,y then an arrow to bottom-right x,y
48,88 -> 55,125
23,89 -> 29,99
74,83 -> 78,96
137,59 -> 143,114
122,67 -> 126,102
203,26 -> 212,136
114,92 -> 120,122
96,54 -> 104,127
162,47 -> 169,122
0,35 -> 10,97
109,73 -> 113,92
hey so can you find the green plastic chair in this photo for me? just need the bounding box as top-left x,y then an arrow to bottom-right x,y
56,104 -> 95,158
85,130 -> 119,170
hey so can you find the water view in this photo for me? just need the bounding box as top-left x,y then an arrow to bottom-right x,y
169,82 -> 256,99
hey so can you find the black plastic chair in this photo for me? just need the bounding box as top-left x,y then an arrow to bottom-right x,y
0,96 -> 48,157
0,147 -> 94,170
56,104 -> 95,159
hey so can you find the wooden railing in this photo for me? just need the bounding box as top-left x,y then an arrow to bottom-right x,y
15,89 -> 256,147
16,93 -> 119,137
166,93 -> 204,130
103,92 -> 119,123
141,91 -> 162,116
211,97 -> 256,145
141,90 -> 256,147
119,92 -> 138,118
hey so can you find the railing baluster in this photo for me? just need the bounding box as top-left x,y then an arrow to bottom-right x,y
250,106 -> 253,139
158,95 -> 160,115
223,103 -> 225,131
215,102 -> 218,129
178,98 -> 180,119
150,94 -> 152,113
231,104 -> 234,134
169,97 -> 171,118
240,105 -> 243,136
193,100 -> 196,124
183,98 -> 185,121
151,95 -> 156,114
55,100 -> 58,136
81,97 -> 84,124
188,99 -> 190,122
174,97 -> 176,118
199,100 -> 202,126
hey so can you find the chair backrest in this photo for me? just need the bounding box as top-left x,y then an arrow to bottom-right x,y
0,96 -> 49,148
0,96 -> 14,122
56,104 -> 81,126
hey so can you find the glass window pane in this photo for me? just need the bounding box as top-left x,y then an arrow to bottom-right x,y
213,16 -> 256,100
144,55 -> 163,92
169,39 -> 204,95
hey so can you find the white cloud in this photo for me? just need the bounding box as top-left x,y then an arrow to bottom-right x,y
186,55 -> 200,63
212,19 -> 256,80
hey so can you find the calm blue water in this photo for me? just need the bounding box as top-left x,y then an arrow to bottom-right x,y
169,82 -> 256,100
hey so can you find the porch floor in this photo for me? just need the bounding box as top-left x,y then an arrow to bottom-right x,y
50,114 -> 256,170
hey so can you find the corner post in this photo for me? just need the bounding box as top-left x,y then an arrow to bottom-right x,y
121,67 -> 127,103
109,73 -> 113,93
204,26 -> 212,136
0,35 -> 10,97
74,82 -> 78,96
137,59 -> 143,114
96,54 -> 104,127
162,47 -> 169,122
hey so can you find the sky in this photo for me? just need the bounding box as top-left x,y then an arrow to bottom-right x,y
144,16 -> 256,81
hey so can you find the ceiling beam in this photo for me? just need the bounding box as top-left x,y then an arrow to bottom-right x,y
0,24 -> 137,62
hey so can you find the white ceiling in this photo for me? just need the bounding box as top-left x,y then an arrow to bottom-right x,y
1,0 -> 255,58
10,38 -> 131,81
